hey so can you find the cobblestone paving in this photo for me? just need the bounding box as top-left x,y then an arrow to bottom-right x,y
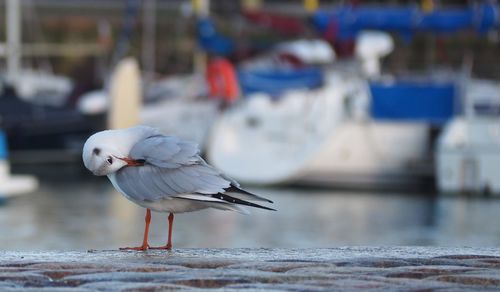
0,247 -> 499,291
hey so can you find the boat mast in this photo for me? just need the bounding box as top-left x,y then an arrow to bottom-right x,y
193,0 -> 209,74
461,55 -> 474,120
141,0 -> 156,86
6,0 -> 21,88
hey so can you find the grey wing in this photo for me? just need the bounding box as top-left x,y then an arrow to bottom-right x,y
114,163 -> 231,202
114,135 -> 275,210
129,135 -> 199,168
114,135 -> 231,202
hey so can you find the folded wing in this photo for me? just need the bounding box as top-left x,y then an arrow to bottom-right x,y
114,135 -> 274,210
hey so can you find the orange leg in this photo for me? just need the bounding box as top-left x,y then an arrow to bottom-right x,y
150,213 -> 174,250
120,209 -> 151,251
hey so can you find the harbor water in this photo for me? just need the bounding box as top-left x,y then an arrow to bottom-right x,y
1,165 -> 499,251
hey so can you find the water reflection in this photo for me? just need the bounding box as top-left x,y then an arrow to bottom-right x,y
1,176 -> 499,251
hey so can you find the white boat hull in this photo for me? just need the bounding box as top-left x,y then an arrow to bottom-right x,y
209,119 -> 430,188
436,80 -> 500,195
207,76 -> 432,189
296,122 -> 431,188
437,117 -> 500,195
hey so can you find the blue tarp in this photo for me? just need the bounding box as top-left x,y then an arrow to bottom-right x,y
313,3 -> 500,41
0,131 -> 8,159
369,80 -> 457,124
197,18 -> 235,56
238,68 -> 324,96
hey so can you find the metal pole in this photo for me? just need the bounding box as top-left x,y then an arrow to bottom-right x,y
193,0 -> 208,74
6,0 -> 21,87
461,55 -> 474,120
141,0 -> 156,86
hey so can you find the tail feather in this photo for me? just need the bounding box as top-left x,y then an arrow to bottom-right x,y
224,185 -> 274,203
175,193 -> 276,212
212,193 -> 276,211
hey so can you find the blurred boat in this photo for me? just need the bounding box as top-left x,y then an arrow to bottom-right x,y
0,0 -> 106,162
0,130 -> 38,197
205,3 -> 500,189
207,33 -> 457,189
199,3 -> 500,59
0,65 -> 106,161
436,79 -> 500,195
141,40 -> 335,149
312,3 -> 500,41
207,71 -> 447,188
0,84 -> 105,162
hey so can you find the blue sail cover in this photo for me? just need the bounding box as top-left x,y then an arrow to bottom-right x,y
369,80 -> 457,125
238,68 -> 324,96
197,18 -> 235,56
312,3 -> 500,41
0,131 -> 7,159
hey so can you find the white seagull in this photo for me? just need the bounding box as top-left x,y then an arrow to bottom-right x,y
82,125 -> 275,250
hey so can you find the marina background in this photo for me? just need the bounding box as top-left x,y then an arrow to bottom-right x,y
1,0 -> 500,250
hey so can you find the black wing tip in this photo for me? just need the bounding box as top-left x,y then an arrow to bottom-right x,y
213,193 -> 276,211
251,203 -> 277,211
250,204 -> 277,212
251,204 -> 277,212
227,185 -> 274,204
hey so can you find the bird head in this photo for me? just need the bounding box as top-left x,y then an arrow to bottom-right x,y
82,130 -> 129,176
83,126 -> 161,176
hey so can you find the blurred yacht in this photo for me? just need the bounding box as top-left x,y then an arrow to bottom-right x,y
436,80 -> 500,195
207,33 -> 453,189
0,0 -> 105,161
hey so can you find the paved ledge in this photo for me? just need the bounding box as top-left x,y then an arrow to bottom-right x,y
0,247 -> 499,291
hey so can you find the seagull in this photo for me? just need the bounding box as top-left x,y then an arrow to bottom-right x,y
82,125 -> 275,250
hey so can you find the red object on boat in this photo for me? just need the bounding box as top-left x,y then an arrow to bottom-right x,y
243,10 -> 306,36
206,58 -> 239,102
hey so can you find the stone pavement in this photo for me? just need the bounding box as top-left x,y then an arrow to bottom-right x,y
0,247 -> 499,291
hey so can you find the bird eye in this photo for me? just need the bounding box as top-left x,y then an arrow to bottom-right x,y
107,157 -> 113,164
